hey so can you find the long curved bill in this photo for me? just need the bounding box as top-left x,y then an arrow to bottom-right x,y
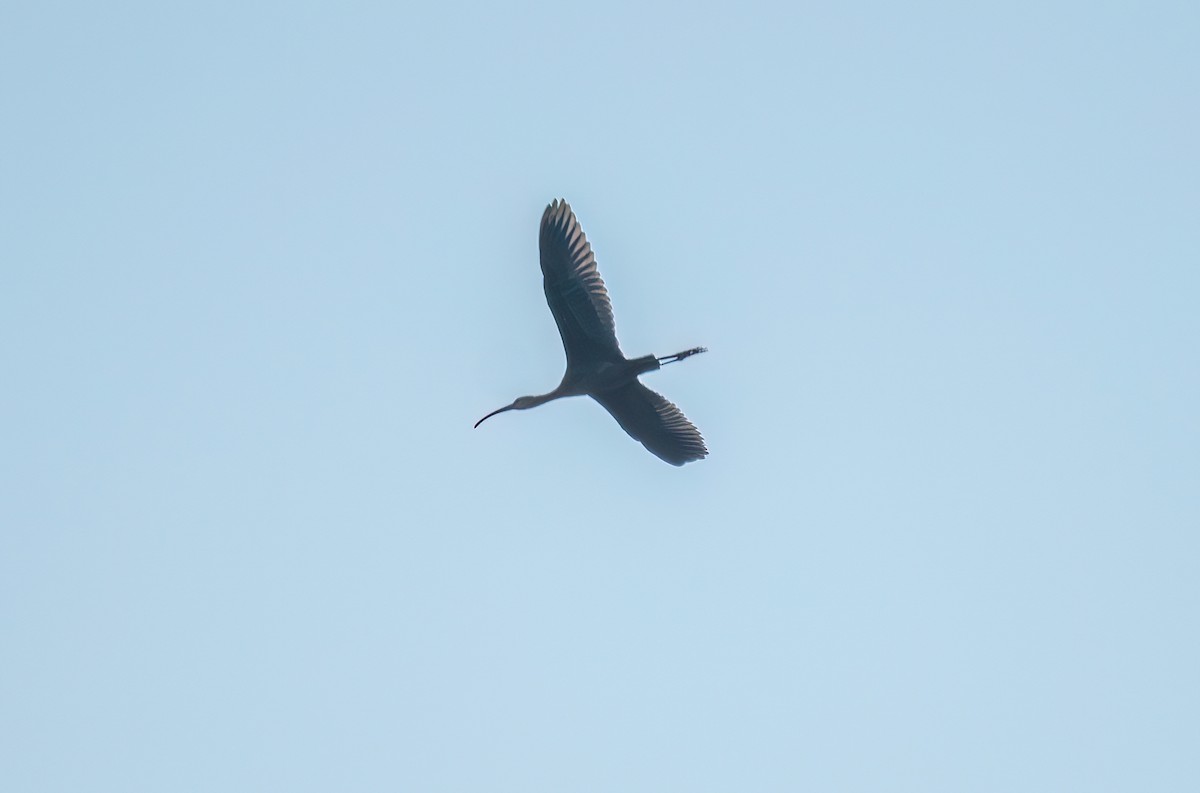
474,404 -> 515,429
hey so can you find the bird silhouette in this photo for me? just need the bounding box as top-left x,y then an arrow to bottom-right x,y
475,199 -> 708,465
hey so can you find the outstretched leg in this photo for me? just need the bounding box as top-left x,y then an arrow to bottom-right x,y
658,346 -> 708,365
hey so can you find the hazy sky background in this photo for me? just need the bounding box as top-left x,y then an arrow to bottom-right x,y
3,2 -> 1198,791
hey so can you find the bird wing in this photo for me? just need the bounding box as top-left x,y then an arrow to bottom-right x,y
539,199 -> 622,368
591,382 -> 708,466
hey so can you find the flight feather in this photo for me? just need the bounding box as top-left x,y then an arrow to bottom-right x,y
591,382 -> 708,466
539,199 -> 622,367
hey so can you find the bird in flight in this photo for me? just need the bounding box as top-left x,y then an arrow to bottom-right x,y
475,199 -> 708,465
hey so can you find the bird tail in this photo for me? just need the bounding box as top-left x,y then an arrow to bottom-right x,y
658,347 -> 707,365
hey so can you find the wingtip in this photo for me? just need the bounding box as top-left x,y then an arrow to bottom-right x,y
542,197 -> 569,223
541,198 -> 579,234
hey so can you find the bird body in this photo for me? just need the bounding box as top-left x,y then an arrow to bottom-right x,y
475,199 -> 707,466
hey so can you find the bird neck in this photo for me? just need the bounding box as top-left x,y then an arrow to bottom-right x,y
523,388 -> 569,409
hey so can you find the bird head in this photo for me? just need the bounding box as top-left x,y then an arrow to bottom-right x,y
473,396 -> 533,429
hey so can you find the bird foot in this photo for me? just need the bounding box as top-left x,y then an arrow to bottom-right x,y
658,347 -> 708,365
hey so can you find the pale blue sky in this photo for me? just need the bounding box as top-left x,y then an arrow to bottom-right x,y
2,1 -> 1198,791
